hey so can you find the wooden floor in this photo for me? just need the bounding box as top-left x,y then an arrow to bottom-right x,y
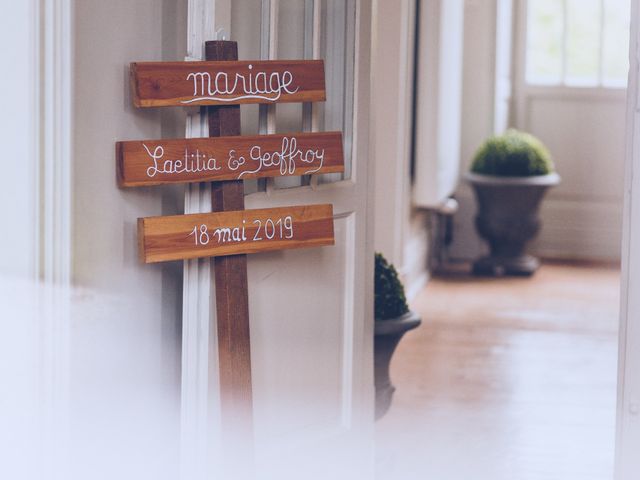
375,262 -> 620,480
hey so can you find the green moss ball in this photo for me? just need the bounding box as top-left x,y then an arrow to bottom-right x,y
470,129 -> 554,177
375,253 -> 409,320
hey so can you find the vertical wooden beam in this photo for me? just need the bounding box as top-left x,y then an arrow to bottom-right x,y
204,40 -> 253,460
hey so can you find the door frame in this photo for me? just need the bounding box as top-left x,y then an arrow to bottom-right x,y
371,0 -> 416,269
15,0 -> 74,477
616,0 -> 640,478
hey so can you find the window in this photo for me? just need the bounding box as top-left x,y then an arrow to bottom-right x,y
231,0 -> 356,190
525,0 -> 630,87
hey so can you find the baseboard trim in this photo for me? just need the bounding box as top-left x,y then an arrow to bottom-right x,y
449,188 -> 622,262
405,271 -> 429,303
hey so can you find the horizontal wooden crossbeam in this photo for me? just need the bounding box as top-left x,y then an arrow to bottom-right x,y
137,204 -> 335,263
130,60 -> 326,107
116,132 -> 343,187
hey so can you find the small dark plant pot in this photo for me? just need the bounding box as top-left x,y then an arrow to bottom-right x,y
374,310 -> 421,420
465,172 -> 560,276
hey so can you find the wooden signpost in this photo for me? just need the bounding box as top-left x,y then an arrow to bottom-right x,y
116,40 -> 340,465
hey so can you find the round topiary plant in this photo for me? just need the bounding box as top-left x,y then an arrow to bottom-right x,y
470,129 -> 554,177
375,253 -> 409,320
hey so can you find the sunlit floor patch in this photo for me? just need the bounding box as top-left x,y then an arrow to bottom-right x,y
376,262 -> 619,480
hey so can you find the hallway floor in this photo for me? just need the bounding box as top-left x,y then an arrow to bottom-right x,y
375,262 -> 620,480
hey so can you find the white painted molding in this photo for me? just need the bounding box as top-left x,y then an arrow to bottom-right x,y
181,3 -> 214,479
180,1 -> 227,479
404,271 -> 429,303
31,1 -> 73,479
37,0 -> 73,285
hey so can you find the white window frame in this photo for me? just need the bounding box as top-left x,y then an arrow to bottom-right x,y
518,0 -> 630,90
513,0 -> 627,130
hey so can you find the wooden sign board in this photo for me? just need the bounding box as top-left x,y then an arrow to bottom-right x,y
138,204 -> 334,263
117,132 -> 343,187
131,60 -> 326,107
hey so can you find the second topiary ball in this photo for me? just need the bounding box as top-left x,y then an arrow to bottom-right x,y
470,128 -> 554,177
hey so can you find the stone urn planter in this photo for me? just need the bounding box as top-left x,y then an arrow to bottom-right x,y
467,129 -> 560,276
465,172 -> 560,276
374,253 -> 421,420
374,311 -> 421,420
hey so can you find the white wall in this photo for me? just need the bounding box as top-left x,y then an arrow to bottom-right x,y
518,90 -> 626,261
71,1 -> 187,478
0,1 -> 36,277
448,0 -> 498,261
372,0 -> 428,294
413,0 -> 465,209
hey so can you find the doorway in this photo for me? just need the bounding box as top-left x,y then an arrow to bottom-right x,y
373,0 -> 632,478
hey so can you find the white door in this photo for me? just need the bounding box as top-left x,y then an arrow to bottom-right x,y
67,0 -> 373,479
179,1 -> 375,479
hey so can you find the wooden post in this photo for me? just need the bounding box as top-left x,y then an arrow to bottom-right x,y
205,40 -> 253,459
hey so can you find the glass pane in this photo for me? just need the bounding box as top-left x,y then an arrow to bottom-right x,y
602,0 -> 630,87
231,0 -> 356,189
232,0 -> 262,136
317,0 -> 356,184
566,0 -> 600,86
276,0 -> 304,136
273,0 -> 306,189
526,0 -> 563,85
231,0 -> 263,194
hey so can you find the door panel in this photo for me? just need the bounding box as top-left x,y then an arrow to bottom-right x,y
212,0 -> 374,477
250,226 -> 350,443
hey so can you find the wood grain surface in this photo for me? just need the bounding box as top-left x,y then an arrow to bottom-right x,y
130,60 -> 326,107
116,132 -> 343,187
205,41 -> 253,469
138,204 -> 335,263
